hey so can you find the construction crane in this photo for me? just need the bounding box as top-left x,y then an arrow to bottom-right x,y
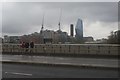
58,9 -> 62,31
40,13 -> 45,34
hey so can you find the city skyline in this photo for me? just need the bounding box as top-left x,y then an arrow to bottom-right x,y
2,2 -> 118,40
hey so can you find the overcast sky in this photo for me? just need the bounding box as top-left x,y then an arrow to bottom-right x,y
2,2 -> 118,40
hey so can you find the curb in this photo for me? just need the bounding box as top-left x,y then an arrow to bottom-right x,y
3,52 -> 118,59
1,60 -> 118,70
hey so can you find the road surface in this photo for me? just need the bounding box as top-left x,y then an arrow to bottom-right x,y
2,55 -> 118,68
2,63 -> 118,78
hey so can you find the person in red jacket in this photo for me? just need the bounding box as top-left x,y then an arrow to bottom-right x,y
21,42 -> 25,48
20,42 -> 25,53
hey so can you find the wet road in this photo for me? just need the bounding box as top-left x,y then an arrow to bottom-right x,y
2,63 -> 118,78
2,55 -> 118,68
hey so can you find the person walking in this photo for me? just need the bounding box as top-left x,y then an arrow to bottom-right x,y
21,42 -> 25,48
30,41 -> 34,53
20,42 -> 25,53
25,42 -> 29,53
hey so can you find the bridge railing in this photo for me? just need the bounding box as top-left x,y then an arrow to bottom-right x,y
2,44 -> 119,56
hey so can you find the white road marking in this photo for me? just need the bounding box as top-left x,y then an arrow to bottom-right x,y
2,60 -> 13,61
42,61 -> 48,63
58,58 -> 64,60
5,72 -> 32,76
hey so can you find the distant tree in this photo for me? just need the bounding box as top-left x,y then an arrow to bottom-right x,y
107,30 -> 120,44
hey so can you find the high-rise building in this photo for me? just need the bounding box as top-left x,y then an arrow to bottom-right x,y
70,24 -> 74,37
75,18 -> 83,40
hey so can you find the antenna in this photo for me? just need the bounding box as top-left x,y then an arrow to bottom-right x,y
58,9 -> 62,31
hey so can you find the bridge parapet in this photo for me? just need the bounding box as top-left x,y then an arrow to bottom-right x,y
2,44 -> 120,56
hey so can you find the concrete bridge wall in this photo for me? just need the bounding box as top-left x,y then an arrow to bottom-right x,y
2,44 -> 119,56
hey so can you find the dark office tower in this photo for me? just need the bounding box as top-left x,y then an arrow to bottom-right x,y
70,24 -> 74,37
75,18 -> 83,40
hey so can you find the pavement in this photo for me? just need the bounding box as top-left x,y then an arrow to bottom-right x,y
1,54 -> 119,69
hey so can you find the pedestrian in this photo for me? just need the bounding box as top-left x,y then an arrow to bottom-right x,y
21,42 -> 25,48
20,42 -> 25,53
30,41 -> 34,53
25,42 -> 29,53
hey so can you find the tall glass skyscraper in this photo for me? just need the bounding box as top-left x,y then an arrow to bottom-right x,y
75,18 -> 83,40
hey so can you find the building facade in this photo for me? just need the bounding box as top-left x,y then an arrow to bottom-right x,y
75,18 -> 83,40
4,35 -> 20,43
70,24 -> 74,37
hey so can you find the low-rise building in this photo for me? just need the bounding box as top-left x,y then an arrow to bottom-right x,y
83,36 -> 94,42
3,35 -> 20,43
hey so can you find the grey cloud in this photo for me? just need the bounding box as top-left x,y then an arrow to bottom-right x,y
39,2 -> 118,22
2,2 -> 118,38
0,2 -> 2,37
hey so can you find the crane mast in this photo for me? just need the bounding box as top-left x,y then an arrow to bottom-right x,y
58,9 -> 62,31
40,13 -> 45,34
